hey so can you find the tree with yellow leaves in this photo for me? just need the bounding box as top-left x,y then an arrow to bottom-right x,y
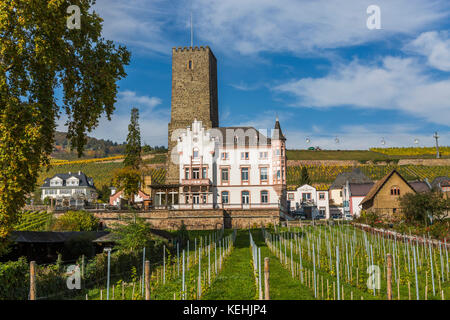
0,0 -> 130,253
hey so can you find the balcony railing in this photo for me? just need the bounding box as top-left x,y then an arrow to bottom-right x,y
152,202 -> 280,210
181,178 -> 211,185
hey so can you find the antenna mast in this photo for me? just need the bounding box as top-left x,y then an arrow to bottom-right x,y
433,131 -> 440,159
190,12 -> 193,47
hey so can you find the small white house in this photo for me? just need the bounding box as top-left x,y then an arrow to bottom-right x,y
287,184 -> 330,219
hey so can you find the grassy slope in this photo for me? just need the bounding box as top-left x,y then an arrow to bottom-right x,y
202,230 -> 257,300
251,229 -> 317,300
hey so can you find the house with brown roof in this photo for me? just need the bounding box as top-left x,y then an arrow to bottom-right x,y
361,169 -> 420,215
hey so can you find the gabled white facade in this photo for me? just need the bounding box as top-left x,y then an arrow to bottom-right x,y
166,119 -> 286,210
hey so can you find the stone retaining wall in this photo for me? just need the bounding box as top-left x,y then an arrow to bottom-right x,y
90,209 -> 280,230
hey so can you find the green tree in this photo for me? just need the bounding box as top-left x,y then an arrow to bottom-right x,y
112,167 -> 141,205
0,1 -> 130,251
112,215 -> 154,252
123,107 -> 141,169
99,184 -> 112,203
399,191 -> 449,225
51,210 -> 100,231
300,166 -> 311,185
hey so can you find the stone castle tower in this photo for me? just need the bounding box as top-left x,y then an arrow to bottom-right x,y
167,46 -> 219,183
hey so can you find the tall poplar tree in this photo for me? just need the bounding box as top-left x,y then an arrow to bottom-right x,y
300,166 -> 311,186
123,107 -> 141,169
0,0 -> 130,250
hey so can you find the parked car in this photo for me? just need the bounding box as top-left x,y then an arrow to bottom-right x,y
331,213 -> 342,219
344,214 -> 353,221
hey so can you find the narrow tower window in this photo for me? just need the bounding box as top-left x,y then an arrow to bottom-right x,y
188,60 -> 193,70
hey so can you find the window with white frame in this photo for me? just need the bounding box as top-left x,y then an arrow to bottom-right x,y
260,167 -> 268,181
202,167 -> 207,179
241,167 -> 249,182
185,168 -> 190,180
221,152 -> 229,160
221,168 -> 229,182
259,151 -> 268,159
319,192 -> 325,200
192,168 -> 200,179
221,191 -> 229,204
261,190 -> 268,203
241,191 -> 249,204
241,152 -> 249,160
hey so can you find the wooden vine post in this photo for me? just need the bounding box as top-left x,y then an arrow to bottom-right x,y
264,257 -> 270,300
387,254 -> 392,300
145,260 -> 151,300
29,261 -> 36,300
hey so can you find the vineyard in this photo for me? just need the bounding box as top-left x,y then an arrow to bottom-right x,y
4,225 -> 448,300
14,211 -> 52,231
38,154 -> 450,192
287,165 -> 450,186
370,147 -> 450,157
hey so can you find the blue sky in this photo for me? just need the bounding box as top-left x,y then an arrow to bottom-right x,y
58,0 -> 450,150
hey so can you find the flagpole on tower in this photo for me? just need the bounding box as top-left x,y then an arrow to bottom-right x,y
190,12 -> 193,47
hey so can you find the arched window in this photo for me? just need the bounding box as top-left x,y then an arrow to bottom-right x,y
391,186 -> 400,196
193,148 -> 199,158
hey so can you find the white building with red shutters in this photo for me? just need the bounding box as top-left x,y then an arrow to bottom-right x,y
157,118 -> 287,210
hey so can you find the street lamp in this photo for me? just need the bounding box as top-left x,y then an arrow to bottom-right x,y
104,247 -> 112,300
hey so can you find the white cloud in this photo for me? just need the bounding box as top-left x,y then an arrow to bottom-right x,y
405,31 -> 450,71
274,56 -> 450,126
57,91 -> 168,146
118,90 -> 162,110
192,0 -> 449,55
92,0 -> 180,55
91,0 -> 449,56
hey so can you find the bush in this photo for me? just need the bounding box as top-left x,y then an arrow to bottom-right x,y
0,257 -> 29,299
51,210 -> 100,231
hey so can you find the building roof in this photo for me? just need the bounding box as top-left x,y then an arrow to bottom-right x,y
409,181 -> 431,193
361,169 -> 415,206
330,167 -> 372,189
213,126 -> 272,147
273,117 -> 286,141
349,183 -> 375,197
431,176 -> 450,189
41,171 -> 94,188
